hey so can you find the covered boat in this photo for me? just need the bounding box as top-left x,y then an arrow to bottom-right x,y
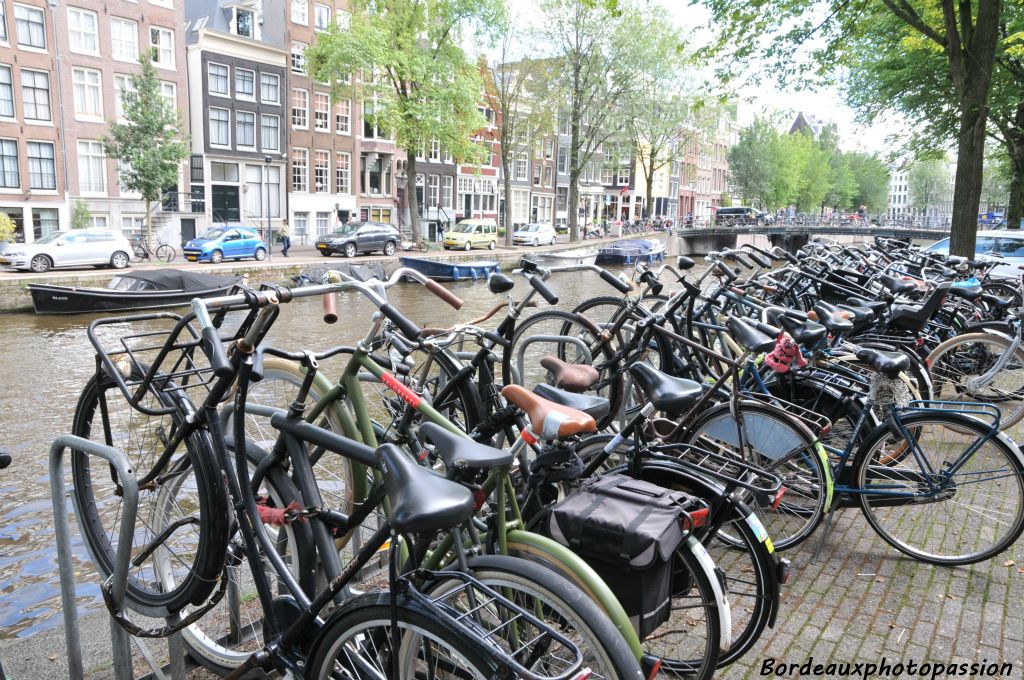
596,239 -> 666,265
399,257 -> 499,282
531,247 -> 598,267
28,269 -> 241,315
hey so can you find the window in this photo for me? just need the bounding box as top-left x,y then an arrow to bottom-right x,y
208,63 -> 228,95
557,111 -> 569,136
335,152 -> 350,193
618,166 -> 629,185
544,139 -> 553,160
267,166 -> 280,216
210,162 -> 238,181
511,188 -> 529,223
235,69 -> 254,100
290,0 -> 307,24
236,110 -> 255,148
67,8 -> 98,54
26,141 -> 55,189
110,18 -> 138,61
291,148 -> 308,192
78,140 -> 106,193
159,81 -> 176,109
543,166 -> 552,187
113,74 -> 133,118
121,215 -> 145,238
15,4 -> 45,49
245,165 -> 262,217
291,88 -> 308,128
20,70 -> 50,121
84,214 -> 107,229
557,147 -> 567,175
150,27 -> 174,68
314,92 -> 329,132
293,212 -> 308,238
291,42 -> 306,74
442,176 -> 453,209
72,68 -> 102,118
335,98 -> 350,134
362,153 -> 391,194
314,3 -> 330,30
314,150 -> 329,192
362,100 -> 387,138
316,211 -> 330,236
0,139 -> 18,188
0,66 -> 13,118
430,139 -> 441,161
533,164 -> 541,186
235,9 -> 253,37
0,2 -> 6,42
261,114 -> 279,151
427,174 -> 439,207
209,107 -> 229,146
601,165 -> 613,185
514,153 -> 527,181
260,73 -> 279,104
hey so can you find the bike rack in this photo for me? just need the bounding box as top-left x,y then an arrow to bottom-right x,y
49,435 -> 191,680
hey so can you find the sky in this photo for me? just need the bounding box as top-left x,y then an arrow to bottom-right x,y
492,0 -> 909,156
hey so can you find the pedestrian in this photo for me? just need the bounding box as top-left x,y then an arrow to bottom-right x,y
279,218 -> 291,257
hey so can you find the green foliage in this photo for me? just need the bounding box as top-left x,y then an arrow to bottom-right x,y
908,158 -> 950,213
0,212 -> 15,242
847,152 -> 891,213
981,153 -> 1011,208
719,192 -> 733,208
70,200 -> 92,230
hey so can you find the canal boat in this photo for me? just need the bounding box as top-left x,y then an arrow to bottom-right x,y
596,239 -> 666,265
530,247 -> 599,267
399,256 -> 500,282
28,269 -> 241,315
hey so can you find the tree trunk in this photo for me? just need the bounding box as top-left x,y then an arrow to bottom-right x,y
406,151 -> 420,241
1008,144 -> 1024,230
568,119 -> 581,242
503,161 -> 513,247
645,168 -> 654,221
948,106 -> 990,257
145,198 -> 153,252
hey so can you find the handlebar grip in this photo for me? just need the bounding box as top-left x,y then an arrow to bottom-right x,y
201,326 -> 233,378
600,268 -> 632,293
529,275 -> 560,305
424,279 -> 464,310
777,249 -> 798,264
322,292 -> 338,324
715,260 -> 739,282
483,330 -> 511,348
381,303 -> 421,340
747,251 -> 771,268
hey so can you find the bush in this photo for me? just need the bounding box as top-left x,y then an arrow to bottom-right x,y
0,213 -> 15,242
71,200 -> 92,229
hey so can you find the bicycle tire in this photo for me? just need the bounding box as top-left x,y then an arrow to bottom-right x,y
854,411 -> 1024,565
70,367 -> 230,616
926,332 -> 1024,428
305,593 -> 497,680
679,400 -> 829,551
425,555 -> 643,679
155,244 -> 176,264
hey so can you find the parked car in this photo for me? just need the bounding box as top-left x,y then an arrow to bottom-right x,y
513,223 -> 558,247
715,207 -> 771,227
925,229 -> 1024,278
316,221 -> 400,257
182,227 -> 266,263
0,229 -> 133,273
443,218 -> 498,250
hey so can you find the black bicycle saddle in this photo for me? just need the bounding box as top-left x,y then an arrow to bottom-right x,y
376,443 -> 476,533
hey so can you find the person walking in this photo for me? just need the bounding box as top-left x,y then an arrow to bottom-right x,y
279,218 -> 291,257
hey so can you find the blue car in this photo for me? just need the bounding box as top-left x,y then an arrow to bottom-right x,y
182,227 -> 267,264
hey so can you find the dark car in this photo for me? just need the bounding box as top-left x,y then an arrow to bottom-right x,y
715,207 -> 771,227
316,221 -> 400,258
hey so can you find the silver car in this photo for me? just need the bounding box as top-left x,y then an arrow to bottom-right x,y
925,229 -> 1024,278
1,230 -> 134,273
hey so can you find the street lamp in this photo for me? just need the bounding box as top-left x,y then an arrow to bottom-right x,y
264,155 -> 273,261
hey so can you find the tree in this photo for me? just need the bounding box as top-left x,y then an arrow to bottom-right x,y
728,117 -> 784,209
792,131 -> 831,213
307,0 -> 504,239
103,52 -> 188,249
847,152 -> 891,213
538,0 -> 644,240
700,0 -> 1004,257
908,158 -> 951,216
71,200 -> 92,230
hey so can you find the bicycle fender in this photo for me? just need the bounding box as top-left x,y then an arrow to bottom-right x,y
686,534 -> 733,652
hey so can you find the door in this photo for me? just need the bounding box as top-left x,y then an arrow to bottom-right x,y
56,232 -> 89,265
180,219 -> 196,244
221,230 -> 243,257
211,186 -> 241,223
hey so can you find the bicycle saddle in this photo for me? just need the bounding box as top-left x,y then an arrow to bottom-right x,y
811,304 -> 854,334
725,316 -> 776,353
888,282 -> 950,332
501,384 -> 597,439
488,272 -> 515,294
532,383 -> 611,422
776,314 -> 827,347
878,274 -> 917,295
981,293 -> 1014,310
419,422 -> 513,470
376,443 -> 476,533
540,355 -> 600,393
628,363 -> 703,416
846,296 -> 888,316
854,347 -> 910,378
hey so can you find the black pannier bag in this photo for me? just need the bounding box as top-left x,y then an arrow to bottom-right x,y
545,474 -> 703,639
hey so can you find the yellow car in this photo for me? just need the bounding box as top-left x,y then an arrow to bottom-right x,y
443,219 -> 498,250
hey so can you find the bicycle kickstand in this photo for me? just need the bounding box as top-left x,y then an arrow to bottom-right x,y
810,504 -> 838,564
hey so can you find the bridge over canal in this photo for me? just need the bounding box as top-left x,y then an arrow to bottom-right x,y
675,223 -> 951,255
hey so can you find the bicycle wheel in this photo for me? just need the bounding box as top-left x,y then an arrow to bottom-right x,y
71,367 -> 230,615
155,244 -> 176,264
927,332 -> 1024,428
178,445 -> 317,674
306,593 -> 496,680
680,401 -> 829,551
855,411 -> 1024,564
425,556 -> 643,679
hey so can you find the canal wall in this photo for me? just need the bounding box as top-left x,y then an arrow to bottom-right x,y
674,231 -> 937,256
0,233 -> 670,313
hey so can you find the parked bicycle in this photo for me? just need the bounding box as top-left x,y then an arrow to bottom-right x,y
131,234 -> 177,264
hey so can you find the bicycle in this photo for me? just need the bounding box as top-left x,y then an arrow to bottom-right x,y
131,234 -> 177,264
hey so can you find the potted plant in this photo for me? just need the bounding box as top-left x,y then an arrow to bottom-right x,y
0,213 -> 16,253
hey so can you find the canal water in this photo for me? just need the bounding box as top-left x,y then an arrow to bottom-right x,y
0,262 -> 662,639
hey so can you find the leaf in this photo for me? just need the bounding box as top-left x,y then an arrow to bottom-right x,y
1004,560 -> 1016,567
